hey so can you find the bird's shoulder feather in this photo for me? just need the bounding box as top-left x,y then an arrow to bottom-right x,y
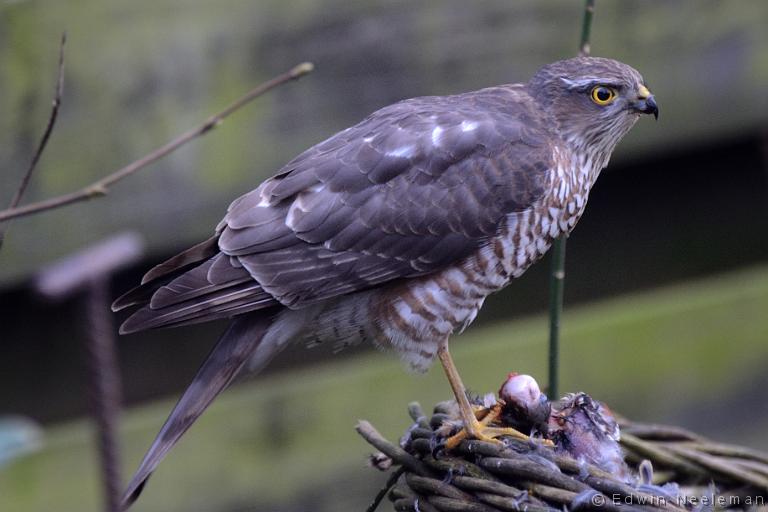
219,85 -> 554,306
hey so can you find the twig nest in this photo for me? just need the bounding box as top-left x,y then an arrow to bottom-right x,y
357,390 -> 768,512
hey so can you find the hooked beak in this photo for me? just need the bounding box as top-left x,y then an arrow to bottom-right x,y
633,85 -> 658,120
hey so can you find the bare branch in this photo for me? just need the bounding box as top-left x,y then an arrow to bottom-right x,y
0,33 -> 66,246
0,61 -> 314,223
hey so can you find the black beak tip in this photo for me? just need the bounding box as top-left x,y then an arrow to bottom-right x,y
645,96 -> 659,120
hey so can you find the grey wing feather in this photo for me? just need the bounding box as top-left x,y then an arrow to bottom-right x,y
218,85 -> 552,307
117,84 -> 553,331
117,254 -> 277,334
112,236 -> 220,311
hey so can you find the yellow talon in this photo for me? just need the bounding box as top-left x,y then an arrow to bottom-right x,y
436,343 -> 552,450
445,403 -> 552,450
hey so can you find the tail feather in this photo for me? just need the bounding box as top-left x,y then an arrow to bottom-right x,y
112,236 -> 219,312
118,282 -> 275,334
121,310 -> 276,507
141,236 -> 219,285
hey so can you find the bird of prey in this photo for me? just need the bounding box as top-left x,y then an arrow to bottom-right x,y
114,56 -> 658,505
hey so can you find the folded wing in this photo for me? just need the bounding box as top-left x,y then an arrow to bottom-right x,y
115,86 -> 552,331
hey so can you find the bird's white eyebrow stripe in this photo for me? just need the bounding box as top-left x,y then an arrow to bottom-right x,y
559,76 -> 623,90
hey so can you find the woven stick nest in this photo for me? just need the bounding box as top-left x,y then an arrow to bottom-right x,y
357,400 -> 768,512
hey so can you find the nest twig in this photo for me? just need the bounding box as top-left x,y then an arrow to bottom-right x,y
357,401 -> 768,512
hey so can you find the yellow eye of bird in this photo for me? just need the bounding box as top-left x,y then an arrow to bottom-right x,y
590,86 -> 617,105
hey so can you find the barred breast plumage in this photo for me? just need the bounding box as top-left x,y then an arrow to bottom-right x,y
307,145 -> 600,372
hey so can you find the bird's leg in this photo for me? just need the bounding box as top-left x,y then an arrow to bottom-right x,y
436,342 -> 530,450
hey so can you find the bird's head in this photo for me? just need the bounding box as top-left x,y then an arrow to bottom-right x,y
528,56 -> 657,167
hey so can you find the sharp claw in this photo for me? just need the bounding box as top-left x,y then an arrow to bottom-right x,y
444,412 -> 539,450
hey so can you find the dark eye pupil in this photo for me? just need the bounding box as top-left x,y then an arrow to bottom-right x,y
597,88 -> 611,101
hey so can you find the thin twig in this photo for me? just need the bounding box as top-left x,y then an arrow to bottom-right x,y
479,457 -> 590,493
355,420 -> 434,477
620,422 -> 705,442
0,61 -> 314,223
421,453 -> 495,481
666,445 -> 768,491
367,466 -> 406,512
620,433 -> 707,478
408,401 -> 430,429
426,495 -> 500,512
0,33 -> 66,247
406,474 -> 476,502
676,441 -> 768,465
451,476 -> 526,500
7,33 -> 66,210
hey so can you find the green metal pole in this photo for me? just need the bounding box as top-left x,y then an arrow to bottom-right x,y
548,0 -> 595,400
579,0 -> 596,57
547,237 -> 566,400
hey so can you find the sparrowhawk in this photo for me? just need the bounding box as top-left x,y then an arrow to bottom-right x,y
114,56 -> 658,505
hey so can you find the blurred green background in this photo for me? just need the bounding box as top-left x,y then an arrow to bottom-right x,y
1,1 -> 767,511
